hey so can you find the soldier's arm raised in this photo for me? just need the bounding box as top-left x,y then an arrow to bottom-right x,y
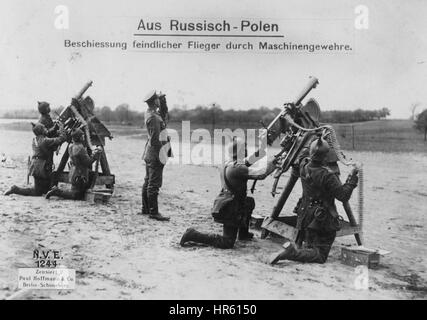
43,129 -> 67,149
77,147 -> 99,168
245,129 -> 268,166
323,171 -> 358,203
247,157 -> 276,180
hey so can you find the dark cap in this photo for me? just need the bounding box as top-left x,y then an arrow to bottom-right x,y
37,101 -> 50,114
71,128 -> 84,141
309,136 -> 330,162
31,123 -> 47,136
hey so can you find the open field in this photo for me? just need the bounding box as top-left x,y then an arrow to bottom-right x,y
0,123 -> 426,300
3,118 -> 424,153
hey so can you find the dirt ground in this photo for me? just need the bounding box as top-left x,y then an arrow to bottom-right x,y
0,128 -> 426,300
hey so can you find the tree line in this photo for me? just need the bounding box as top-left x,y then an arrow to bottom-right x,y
2,104 -> 391,125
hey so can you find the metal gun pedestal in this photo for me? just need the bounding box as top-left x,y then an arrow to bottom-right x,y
52,81 -> 115,203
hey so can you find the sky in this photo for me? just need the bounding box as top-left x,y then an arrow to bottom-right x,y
0,0 -> 426,119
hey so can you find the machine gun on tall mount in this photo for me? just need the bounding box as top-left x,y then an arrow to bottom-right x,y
51,81 -> 115,202
258,76 -> 364,245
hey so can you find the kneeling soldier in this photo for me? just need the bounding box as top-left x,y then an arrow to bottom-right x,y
180,134 -> 276,249
4,123 -> 66,197
270,136 -> 359,264
45,129 -> 101,200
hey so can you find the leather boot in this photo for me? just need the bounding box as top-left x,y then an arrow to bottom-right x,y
180,228 -> 218,246
45,186 -> 61,199
148,194 -> 170,221
238,228 -> 254,241
5,185 -> 36,196
4,185 -> 18,196
140,190 -> 149,215
238,211 -> 254,240
270,241 -> 298,265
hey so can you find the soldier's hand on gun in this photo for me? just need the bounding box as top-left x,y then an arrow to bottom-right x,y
57,121 -> 65,133
93,146 -> 102,155
346,167 -> 359,186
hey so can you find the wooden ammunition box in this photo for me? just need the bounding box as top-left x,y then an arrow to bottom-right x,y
341,247 -> 380,269
85,190 -> 112,204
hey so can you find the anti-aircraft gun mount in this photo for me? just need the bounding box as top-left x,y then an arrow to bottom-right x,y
257,76 -> 364,246
51,81 -> 115,203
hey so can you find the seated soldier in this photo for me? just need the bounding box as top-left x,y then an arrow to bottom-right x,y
45,129 -> 101,200
180,132 -> 276,249
270,136 -> 359,264
4,123 -> 66,196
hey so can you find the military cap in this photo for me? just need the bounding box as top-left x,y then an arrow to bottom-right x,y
309,136 -> 330,162
37,101 -> 50,114
144,90 -> 158,103
71,128 -> 84,141
31,123 -> 47,136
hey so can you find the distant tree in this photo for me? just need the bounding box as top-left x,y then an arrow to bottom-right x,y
115,103 -> 130,123
378,107 -> 391,119
414,109 -> 427,141
99,106 -> 115,122
410,102 -> 420,120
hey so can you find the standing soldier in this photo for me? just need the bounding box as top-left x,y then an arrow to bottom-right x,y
140,90 -> 170,221
4,123 -> 66,196
45,129 -> 102,200
180,133 -> 276,249
37,101 -> 58,137
270,136 -> 359,264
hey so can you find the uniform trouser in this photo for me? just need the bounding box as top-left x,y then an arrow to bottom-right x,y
54,184 -> 87,200
187,197 -> 255,249
13,178 -> 51,196
288,229 -> 336,263
142,159 -> 164,214
192,224 -> 239,249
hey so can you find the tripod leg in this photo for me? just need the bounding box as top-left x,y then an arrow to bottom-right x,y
262,172 -> 299,239
343,201 -> 362,245
271,172 -> 299,219
52,145 -> 70,186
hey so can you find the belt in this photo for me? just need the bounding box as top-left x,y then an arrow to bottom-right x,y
32,156 -> 46,160
308,198 -> 323,207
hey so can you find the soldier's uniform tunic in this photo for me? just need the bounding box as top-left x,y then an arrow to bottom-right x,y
10,125 -> 66,196
48,143 -> 98,200
207,161 -> 256,248
180,158 -> 274,249
289,158 -> 357,263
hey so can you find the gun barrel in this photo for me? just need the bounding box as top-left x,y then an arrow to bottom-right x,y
58,81 -> 93,122
74,80 -> 93,100
292,76 -> 319,106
